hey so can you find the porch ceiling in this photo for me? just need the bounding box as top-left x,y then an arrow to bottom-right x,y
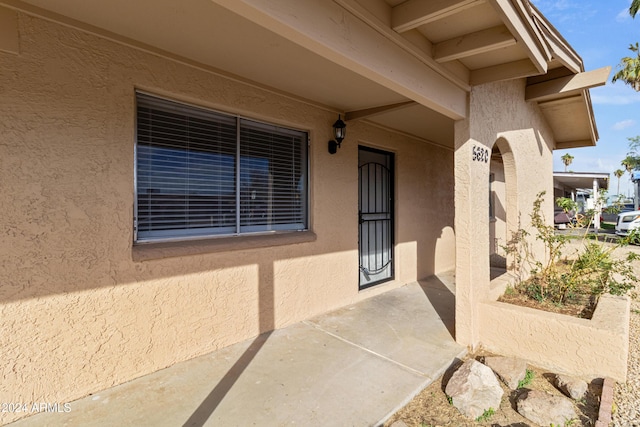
4,0 -> 604,148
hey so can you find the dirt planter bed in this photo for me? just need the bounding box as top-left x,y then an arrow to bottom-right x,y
478,294 -> 630,382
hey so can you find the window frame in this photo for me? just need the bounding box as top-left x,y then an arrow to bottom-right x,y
133,91 -> 310,244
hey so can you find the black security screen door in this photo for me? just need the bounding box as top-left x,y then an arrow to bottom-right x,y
358,146 -> 394,289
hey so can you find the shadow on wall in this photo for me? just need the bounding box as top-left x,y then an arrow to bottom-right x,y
413,149 -> 456,280
490,194 -> 508,269
434,226 -> 456,275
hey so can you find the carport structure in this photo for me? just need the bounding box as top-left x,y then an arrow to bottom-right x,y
554,171 -> 610,229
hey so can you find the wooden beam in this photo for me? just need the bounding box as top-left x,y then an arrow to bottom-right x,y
391,0 -> 484,33
487,0 -> 548,75
210,0 -> 468,119
0,5 -> 19,54
345,101 -> 417,121
529,6 -> 581,73
434,25 -> 516,63
555,140 -> 595,149
537,94 -> 583,108
470,59 -> 540,85
525,66 -> 611,102
335,0 -> 469,91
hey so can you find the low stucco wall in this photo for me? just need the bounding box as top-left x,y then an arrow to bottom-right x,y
478,294 -> 630,381
0,11 -> 456,424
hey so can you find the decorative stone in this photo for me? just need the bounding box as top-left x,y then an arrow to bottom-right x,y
555,374 -> 588,400
445,359 -> 504,419
484,356 -> 528,389
517,389 -> 578,426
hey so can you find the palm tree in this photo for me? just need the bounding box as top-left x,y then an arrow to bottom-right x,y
632,0 -> 640,18
612,43 -> 640,91
614,169 -> 625,196
561,153 -> 574,172
615,3 -> 640,89
622,156 -> 637,199
622,156 -> 635,176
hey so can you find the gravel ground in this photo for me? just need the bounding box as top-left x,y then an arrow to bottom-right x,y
612,298 -> 640,426
387,238 -> 640,426
612,243 -> 640,427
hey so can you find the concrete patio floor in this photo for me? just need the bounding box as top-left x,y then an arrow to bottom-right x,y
8,273 -> 466,427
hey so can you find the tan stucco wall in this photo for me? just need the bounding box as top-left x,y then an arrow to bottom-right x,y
479,295 -> 630,382
454,80 -> 556,347
0,12 -> 455,422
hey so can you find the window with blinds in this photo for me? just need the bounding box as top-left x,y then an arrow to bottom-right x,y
135,93 -> 308,242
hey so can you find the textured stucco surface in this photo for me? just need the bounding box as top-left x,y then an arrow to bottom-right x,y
456,81 -> 626,380
479,295 -> 630,382
454,80 -> 555,346
0,12 -> 456,423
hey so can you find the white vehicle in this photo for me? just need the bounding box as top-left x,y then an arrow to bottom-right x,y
615,210 -> 640,236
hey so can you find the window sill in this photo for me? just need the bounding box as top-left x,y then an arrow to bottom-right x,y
132,231 -> 317,262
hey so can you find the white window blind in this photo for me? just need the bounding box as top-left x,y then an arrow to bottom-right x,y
135,93 -> 308,242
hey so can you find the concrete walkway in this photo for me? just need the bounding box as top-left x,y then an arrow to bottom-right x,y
8,273 -> 465,427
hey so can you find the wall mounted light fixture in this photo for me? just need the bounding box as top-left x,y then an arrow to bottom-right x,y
328,115 -> 347,154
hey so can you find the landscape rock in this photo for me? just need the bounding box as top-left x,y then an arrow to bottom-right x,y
484,356 -> 527,389
517,389 -> 578,426
445,359 -> 504,419
555,374 -> 588,400
389,421 -> 408,427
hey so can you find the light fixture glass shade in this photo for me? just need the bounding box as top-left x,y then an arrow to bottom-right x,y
333,115 -> 346,143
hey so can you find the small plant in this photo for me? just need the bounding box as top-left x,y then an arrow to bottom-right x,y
504,285 -> 516,296
503,191 -> 639,309
475,407 -> 495,422
549,420 -> 577,427
517,369 -> 534,389
446,395 -> 453,405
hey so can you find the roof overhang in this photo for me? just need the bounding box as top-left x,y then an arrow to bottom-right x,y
553,172 -> 609,192
2,0 -> 604,150
527,4 -> 609,149
526,67 -> 609,149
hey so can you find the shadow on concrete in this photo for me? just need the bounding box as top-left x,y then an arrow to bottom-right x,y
418,275 -> 456,339
182,332 -> 271,427
183,262 -> 275,427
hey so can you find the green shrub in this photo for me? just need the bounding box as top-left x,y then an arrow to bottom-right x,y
504,191 -> 638,306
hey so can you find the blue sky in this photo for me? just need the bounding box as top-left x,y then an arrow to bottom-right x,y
531,0 -> 640,196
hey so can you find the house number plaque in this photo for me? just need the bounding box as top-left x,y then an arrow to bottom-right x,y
472,145 -> 489,163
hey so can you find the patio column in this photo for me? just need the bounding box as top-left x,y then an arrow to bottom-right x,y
454,119 -> 491,348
